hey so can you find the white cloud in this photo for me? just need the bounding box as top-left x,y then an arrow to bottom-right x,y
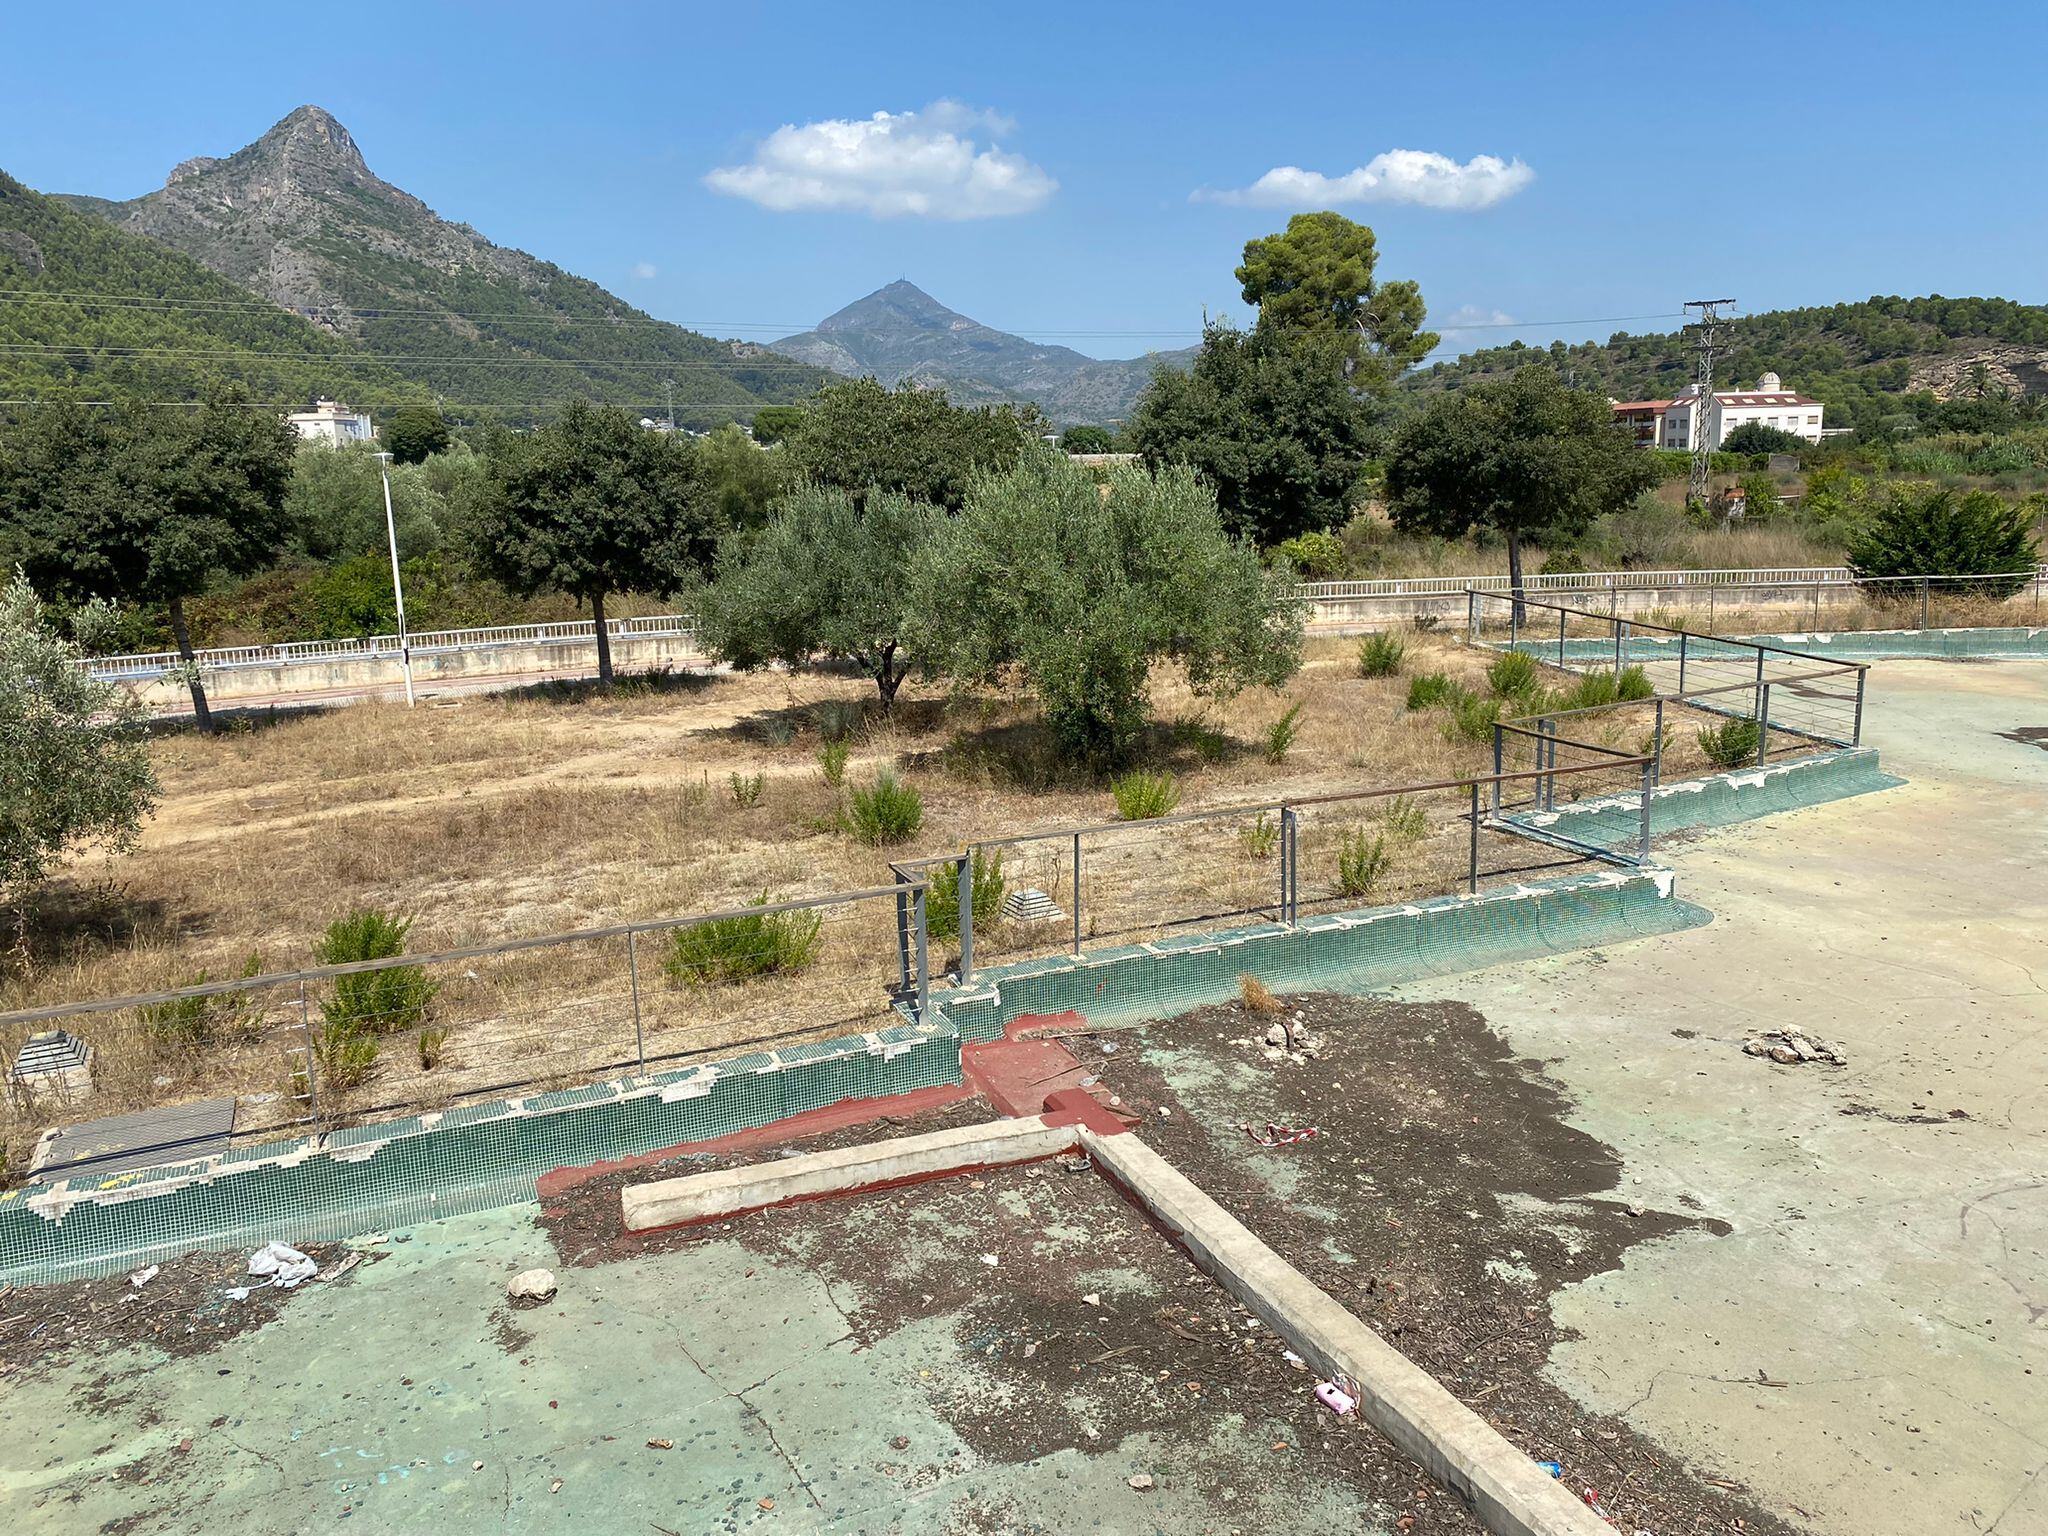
1437,304 -> 1516,332
705,101 -> 1056,219
631,261 -> 658,280
1194,150 -> 1534,212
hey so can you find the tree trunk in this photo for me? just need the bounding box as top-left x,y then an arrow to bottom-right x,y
1506,530 -> 1527,630
590,588 -> 613,687
168,594 -> 214,734
873,642 -> 900,713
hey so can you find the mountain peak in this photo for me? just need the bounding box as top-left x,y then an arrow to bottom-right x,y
243,105 -> 371,181
817,280 -> 970,335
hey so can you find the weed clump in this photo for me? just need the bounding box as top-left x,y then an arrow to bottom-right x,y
1486,651 -> 1539,699
1238,974 -> 1282,1015
1698,717 -> 1763,769
1406,672 -> 1457,711
1111,769 -> 1180,820
664,896 -> 823,985
1356,632 -> 1405,678
315,910 -> 436,1038
926,851 -> 1006,943
1337,828 -> 1393,900
1263,701 -> 1304,765
846,770 -> 924,845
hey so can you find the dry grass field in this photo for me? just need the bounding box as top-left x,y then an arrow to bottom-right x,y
0,631 -> 1732,1167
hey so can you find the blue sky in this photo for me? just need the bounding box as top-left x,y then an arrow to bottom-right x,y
4,0 -> 2044,362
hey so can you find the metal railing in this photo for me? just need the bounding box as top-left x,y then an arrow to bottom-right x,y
1,882 -> 927,1174
916,752 -> 1655,983
1466,589 -> 1871,753
84,613 -> 699,680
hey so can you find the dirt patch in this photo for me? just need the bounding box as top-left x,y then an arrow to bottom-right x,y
546,1119 -> 1484,1531
1074,992 -> 1792,1536
0,1242 -> 374,1383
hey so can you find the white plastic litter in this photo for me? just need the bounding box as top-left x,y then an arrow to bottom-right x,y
128,1265 -> 159,1288
228,1241 -> 318,1298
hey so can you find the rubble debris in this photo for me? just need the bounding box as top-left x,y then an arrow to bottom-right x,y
1128,1473 -> 1155,1491
507,1268 -> 558,1306
128,1265 -> 159,1288
1741,1027 -> 1846,1066
1242,1122 -> 1320,1148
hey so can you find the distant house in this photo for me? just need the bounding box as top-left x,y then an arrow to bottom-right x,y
286,398 -> 375,445
1631,373 -> 1825,451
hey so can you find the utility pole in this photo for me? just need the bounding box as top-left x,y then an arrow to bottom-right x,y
1683,299 -> 1735,510
664,378 -> 676,433
375,451 -> 415,707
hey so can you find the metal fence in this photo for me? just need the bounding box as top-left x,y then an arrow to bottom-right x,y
893,752 -> 1657,984
1,883 -> 924,1180
1467,590 -> 1870,759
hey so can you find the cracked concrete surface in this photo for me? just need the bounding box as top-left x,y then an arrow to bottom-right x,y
1398,659 -> 2048,1534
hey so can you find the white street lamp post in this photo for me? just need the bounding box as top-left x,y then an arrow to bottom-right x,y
376,451 -> 415,706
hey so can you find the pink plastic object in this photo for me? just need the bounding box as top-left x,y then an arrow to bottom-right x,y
1314,1381 -> 1358,1416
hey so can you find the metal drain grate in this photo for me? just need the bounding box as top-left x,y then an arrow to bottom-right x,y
30,1098 -> 238,1184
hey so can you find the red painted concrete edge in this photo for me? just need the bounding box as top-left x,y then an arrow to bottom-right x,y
535,1081 -> 977,1201
1042,1086 -> 1135,1137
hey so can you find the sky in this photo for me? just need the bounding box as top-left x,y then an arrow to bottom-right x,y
4,0 -> 2044,364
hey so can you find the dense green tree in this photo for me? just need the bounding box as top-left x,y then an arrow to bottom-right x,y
0,572 -> 158,937
1059,424 -> 1117,454
697,484 -> 942,711
382,404 -> 453,464
1720,421 -> 1810,457
1847,484 -> 2040,595
285,443 -> 446,563
0,393 -> 297,730
910,452 -> 1303,764
1127,324 -> 1377,545
781,378 -> 1041,509
748,405 -> 806,446
1236,211 -> 1438,381
1385,367 -> 1659,618
695,423 -> 792,530
466,400 -> 714,684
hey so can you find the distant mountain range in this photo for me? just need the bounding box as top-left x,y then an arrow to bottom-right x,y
771,280 -> 1197,425
10,106 -> 830,425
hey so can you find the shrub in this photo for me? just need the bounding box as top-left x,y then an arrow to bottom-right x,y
1356,632 -> 1405,678
1406,671 -> 1457,710
1379,795 -> 1428,844
1239,974 -> 1282,1015
1486,651 -> 1539,698
1446,691 -> 1503,744
664,896 -> 823,985
416,1025 -> 450,1071
144,951 -> 264,1046
1698,717 -> 1763,769
1240,812 -> 1280,860
315,910 -> 436,1037
316,1022 -> 379,1090
818,740 -> 849,786
1615,664 -> 1654,702
1337,828 -> 1393,900
1847,484 -> 2040,595
1263,701 -> 1304,765
845,770 -> 924,845
1274,530 -> 1346,578
1559,671 -> 1621,711
813,699 -> 864,742
1111,769 -> 1181,821
925,851 -> 1006,943
728,771 -> 765,808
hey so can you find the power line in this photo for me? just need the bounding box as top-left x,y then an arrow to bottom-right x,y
0,287 -> 1691,341
0,342 -> 834,370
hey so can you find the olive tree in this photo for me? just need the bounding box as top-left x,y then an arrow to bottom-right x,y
696,483 -> 940,711
0,571 -> 157,939
910,452 -> 1303,764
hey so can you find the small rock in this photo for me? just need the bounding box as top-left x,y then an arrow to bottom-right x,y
979,1253 -> 999,1267
507,1269 -> 557,1305
758,1497 -> 776,1511
1129,1473 -> 1155,1491
890,1435 -> 911,1451
550,1478 -> 564,1494
1769,1045 -> 1800,1065
472,1460 -> 484,1471
1082,1293 -> 1101,1307
1157,1106 -> 1171,1120
1263,1024 -> 1287,1046
646,1438 -> 674,1451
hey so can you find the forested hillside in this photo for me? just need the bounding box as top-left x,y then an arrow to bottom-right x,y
1408,296 -> 2048,434
0,170 -> 418,408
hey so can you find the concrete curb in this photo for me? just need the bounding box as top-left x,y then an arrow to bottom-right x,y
620,1114 -> 1079,1233
1082,1128 -> 1609,1536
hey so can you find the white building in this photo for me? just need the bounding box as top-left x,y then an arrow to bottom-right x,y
286,399 -> 375,445
1654,373 -> 1824,450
